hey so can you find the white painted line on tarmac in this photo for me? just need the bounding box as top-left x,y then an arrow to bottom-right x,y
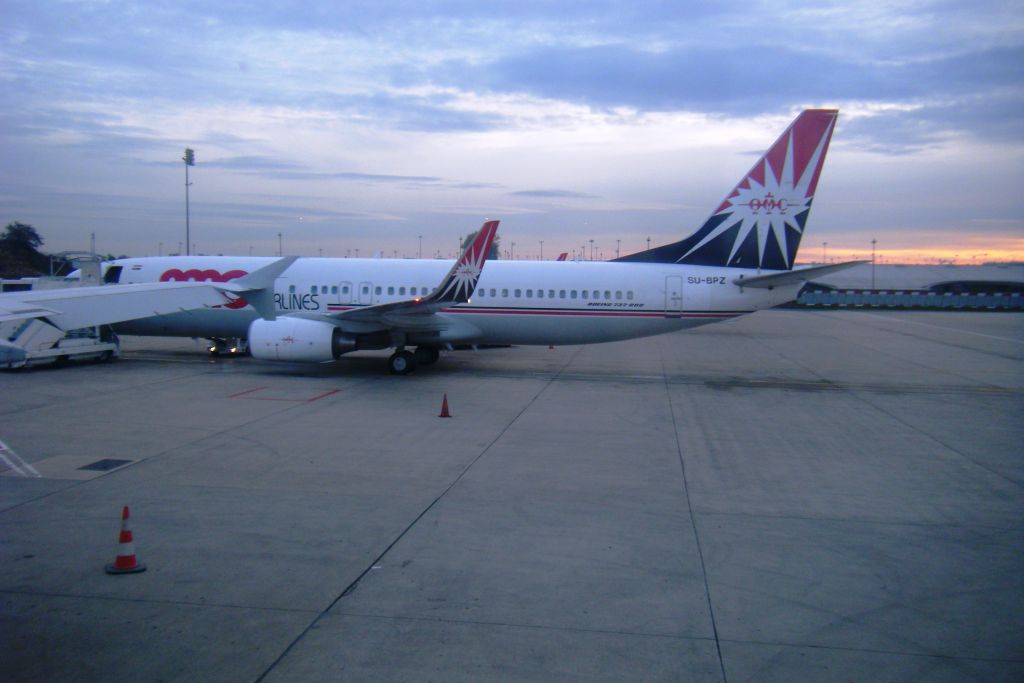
846,311 -> 1024,343
0,438 -> 41,478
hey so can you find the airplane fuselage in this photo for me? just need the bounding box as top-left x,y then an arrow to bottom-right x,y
108,256 -> 798,346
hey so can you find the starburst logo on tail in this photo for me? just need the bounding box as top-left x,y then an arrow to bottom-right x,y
680,111 -> 837,270
435,220 -> 498,303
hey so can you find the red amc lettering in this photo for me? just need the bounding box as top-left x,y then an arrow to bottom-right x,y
160,268 -> 249,309
742,192 -> 788,215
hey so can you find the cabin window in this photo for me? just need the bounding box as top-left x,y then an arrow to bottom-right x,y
526,289 -> 533,298
341,285 -> 349,295
627,291 -> 634,300
502,288 -> 509,297
399,286 -> 406,295
559,290 -> 566,298
570,290 -> 577,299
615,290 -> 622,300
581,290 -> 588,299
489,288 -> 496,297
536,289 -> 543,299
310,285 -> 316,294
548,289 -> 556,299
387,286 -> 395,295
361,286 -> 369,295
514,288 -> 522,298
375,286 -> 382,295
592,290 -> 600,299
289,285 -> 296,293
331,286 -> 338,295
604,290 -> 611,300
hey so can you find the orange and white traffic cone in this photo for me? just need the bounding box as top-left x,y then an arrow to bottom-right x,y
439,393 -> 452,418
105,505 -> 146,574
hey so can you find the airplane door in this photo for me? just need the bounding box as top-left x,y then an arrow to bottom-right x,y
358,281 -> 374,304
339,281 -> 353,304
665,276 -> 683,317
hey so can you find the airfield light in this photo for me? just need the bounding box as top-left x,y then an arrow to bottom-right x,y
183,148 -> 195,255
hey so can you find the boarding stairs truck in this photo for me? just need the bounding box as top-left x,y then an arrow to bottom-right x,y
1,256 -> 120,368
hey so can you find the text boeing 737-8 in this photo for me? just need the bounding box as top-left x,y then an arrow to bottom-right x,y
106,109 -> 857,374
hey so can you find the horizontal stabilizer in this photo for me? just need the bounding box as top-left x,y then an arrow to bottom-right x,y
732,260 -> 867,289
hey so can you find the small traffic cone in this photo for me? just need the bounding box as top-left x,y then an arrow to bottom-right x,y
105,505 -> 146,574
439,393 -> 452,418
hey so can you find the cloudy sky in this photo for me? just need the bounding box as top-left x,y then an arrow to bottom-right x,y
2,1 -> 1022,263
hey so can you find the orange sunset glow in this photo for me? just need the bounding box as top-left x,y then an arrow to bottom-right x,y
797,233 -> 1024,265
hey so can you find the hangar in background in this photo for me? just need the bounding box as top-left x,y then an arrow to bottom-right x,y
796,263 -> 1024,309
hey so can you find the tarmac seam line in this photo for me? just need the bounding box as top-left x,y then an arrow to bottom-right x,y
329,609 -> 718,642
663,356 -> 729,683
716,635 -> 1024,664
744,328 -> 1024,492
251,346 -> 585,683
0,588 -> 320,615
0,376 -> 376,515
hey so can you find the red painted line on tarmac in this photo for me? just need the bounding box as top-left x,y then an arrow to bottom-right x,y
227,386 -> 267,398
306,389 -> 341,402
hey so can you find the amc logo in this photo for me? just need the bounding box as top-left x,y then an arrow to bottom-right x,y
742,192 -> 789,215
160,268 -> 249,309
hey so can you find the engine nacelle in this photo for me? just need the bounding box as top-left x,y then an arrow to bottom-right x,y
248,318 -> 352,362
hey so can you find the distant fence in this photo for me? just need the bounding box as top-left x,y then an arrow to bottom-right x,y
795,289 -> 1023,310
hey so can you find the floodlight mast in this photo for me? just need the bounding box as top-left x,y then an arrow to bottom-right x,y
183,148 -> 195,255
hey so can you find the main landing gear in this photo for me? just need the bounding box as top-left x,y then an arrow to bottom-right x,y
206,337 -> 246,356
388,346 -> 440,375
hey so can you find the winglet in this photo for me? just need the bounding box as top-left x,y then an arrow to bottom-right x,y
222,256 -> 297,319
427,220 -> 499,304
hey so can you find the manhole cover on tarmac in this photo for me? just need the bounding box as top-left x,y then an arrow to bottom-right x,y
78,458 -> 133,472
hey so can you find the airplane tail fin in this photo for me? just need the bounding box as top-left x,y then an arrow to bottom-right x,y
428,220 -> 499,304
615,109 -> 838,270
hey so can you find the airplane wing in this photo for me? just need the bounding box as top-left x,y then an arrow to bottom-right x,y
0,256 -> 296,330
732,260 -> 867,289
318,220 -> 499,332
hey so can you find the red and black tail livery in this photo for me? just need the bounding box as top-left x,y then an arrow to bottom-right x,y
616,109 -> 838,271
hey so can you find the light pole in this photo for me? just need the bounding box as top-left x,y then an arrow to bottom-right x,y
511,242 -> 516,260
823,241 -> 828,264
616,239 -> 620,259
183,148 -> 194,255
90,232 -> 95,255
646,237 -> 651,250
539,240 -> 544,260
871,239 -> 877,289
277,232 -> 282,256
418,235 -> 423,259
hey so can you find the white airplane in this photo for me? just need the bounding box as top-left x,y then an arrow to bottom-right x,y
0,257 -> 294,367
104,109 -> 860,374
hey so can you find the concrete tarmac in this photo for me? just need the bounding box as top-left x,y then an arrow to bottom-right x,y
1,309 -> 1021,682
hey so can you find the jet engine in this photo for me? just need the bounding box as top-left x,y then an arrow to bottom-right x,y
248,318 -> 353,362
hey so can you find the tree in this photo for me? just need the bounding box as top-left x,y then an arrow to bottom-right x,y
2,222 -> 44,250
0,222 -> 48,277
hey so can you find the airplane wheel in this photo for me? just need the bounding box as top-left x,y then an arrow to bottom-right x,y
414,346 -> 440,366
388,350 -> 416,375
